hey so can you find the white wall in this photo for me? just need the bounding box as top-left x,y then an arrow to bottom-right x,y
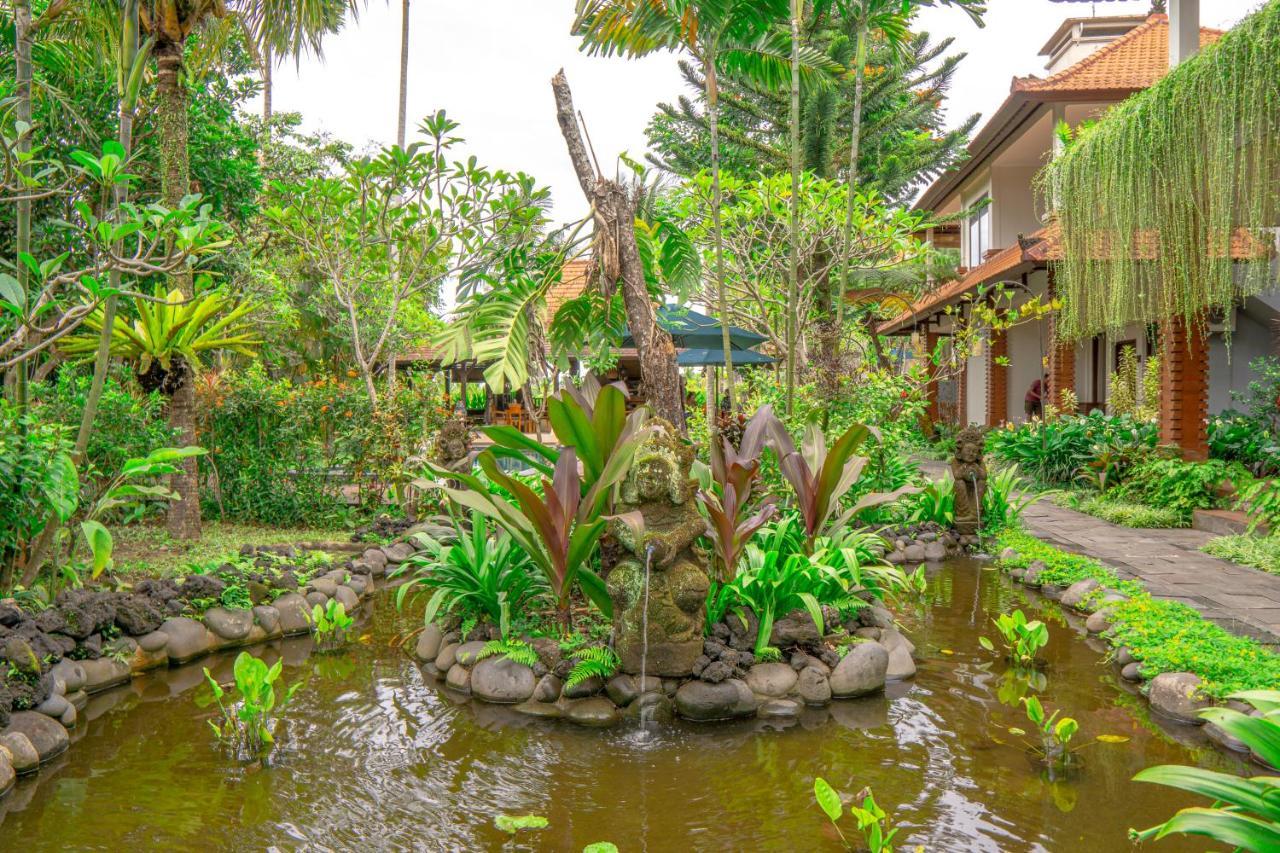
1209,310 -> 1271,414
966,343 -> 987,426
991,165 -> 1042,249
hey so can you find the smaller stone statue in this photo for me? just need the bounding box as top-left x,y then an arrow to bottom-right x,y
951,426 -> 987,536
431,415 -> 474,473
606,420 -> 711,677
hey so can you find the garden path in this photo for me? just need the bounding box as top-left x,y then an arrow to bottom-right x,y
916,459 -> 1280,648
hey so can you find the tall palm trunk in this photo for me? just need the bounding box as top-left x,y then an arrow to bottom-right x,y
704,48 -> 735,413
12,0 -> 32,416
260,44 -> 273,168
786,0 -> 802,417
837,25 -> 869,362
397,0 -> 410,147
155,36 -> 201,538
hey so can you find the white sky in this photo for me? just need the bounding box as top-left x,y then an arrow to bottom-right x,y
261,0 -> 1265,226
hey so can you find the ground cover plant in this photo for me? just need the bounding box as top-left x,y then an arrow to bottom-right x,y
993,528 -> 1280,698
1201,534 -> 1280,576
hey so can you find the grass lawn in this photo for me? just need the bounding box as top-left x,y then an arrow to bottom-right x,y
113,521 -> 353,577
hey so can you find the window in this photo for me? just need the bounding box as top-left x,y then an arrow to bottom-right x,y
967,194 -> 991,266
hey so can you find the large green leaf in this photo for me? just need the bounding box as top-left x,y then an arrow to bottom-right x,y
80,520 -> 114,579
1147,807 -> 1280,851
1133,766 -> 1280,821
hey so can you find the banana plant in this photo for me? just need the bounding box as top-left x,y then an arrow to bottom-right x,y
431,448 -> 612,631
1131,690 -> 1280,851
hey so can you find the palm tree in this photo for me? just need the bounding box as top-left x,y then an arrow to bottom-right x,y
573,0 -> 834,412
396,0 -> 409,147
134,0 -> 350,538
828,0 -> 984,357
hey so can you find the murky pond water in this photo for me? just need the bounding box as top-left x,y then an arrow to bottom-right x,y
1,560 -> 1247,851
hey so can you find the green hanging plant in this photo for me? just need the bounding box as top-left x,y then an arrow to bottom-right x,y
1038,2 -> 1280,341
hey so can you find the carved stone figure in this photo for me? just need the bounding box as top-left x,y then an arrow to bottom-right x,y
951,426 -> 987,535
431,415 -> 473,473
606,420 -> 710,676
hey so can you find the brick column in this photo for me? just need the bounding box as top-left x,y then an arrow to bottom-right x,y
986,328 -> 1008,426
1047,313 -> 1077,415
957,348 -> 968,426
924,330 -> 941,424
1159,316 -> 1209,460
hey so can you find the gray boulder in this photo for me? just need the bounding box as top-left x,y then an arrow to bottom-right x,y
203,607 -> 254,642
796,667 -> 832,705
1022,560 -> 1046,587
562,675 -> 604,699
563,696 -> 621,728
923,541 -> 947,562
307,578 -> 338,598
382,542 -> 416,564
883,644 -> 916,681
159,616 -> 215,663
4,711 -> 69,762
513,701 -> 563,720
605,674 -> 641,707
533,674 -> 562,703
78,657 -> 131,693
454,641 -> 488,667
252,606 -> 282,637
49,660 -> 86,694
829,642 -> 888,698
435,642 -> 460,672
361,547 -> 389,574
445,663 -> 471,693
334,585 -> 360,613
1060,579 -> 1101,610
415,623 -> 443,663
758,698 -> 801,719
0,732 -> 39,775
903,544 -> 926,563
999,547 -> 1018,561
273,593 -> 312,635
1148,672 -> 1212,724
0,748 -> 10,796
1121,662 -> 1144,682
745,662 -> 798,698
1085,608 -> 1114,635
674,679 -> 756,721
470,658 -> 537,704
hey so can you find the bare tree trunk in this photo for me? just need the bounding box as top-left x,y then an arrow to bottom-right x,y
166,361 -> 201,540
835,27 -> 869,373
397,0 -> 410,147
551,70 -> 685,431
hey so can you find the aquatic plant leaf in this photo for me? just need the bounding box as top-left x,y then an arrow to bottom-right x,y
813,777 -> 842,823
494,814 -> 549,834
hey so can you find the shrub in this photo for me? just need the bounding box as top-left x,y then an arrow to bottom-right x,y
1201,534 -> 1280,576
0,400 -> 75,583
1111,458 -> 1242,521
1066,495 -> 1185,529
1208,356 -> 1280,475
986,410 -> 1157,486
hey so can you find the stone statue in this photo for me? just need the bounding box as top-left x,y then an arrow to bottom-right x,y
606,420 -> 710,677
951,426 -> 987,535
431,415 -> 473,473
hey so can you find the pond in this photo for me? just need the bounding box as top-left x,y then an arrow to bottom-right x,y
0,560 -> 1245,851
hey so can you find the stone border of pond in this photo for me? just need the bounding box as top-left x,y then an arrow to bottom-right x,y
407,595 -> 920,727
0,538 -> 420,800
999,540 -> 1278,769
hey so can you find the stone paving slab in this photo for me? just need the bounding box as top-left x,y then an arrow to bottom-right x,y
915,458 -> 1280,647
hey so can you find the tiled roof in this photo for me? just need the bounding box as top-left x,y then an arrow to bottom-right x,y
1015,14 -> 1223,95
547,258 -> 591,319
877,231 -> 1047,335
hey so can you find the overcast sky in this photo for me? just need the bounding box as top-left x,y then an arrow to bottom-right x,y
261,0 -> 1264,225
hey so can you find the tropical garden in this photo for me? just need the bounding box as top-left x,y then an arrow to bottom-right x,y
1,0 -> 1279,850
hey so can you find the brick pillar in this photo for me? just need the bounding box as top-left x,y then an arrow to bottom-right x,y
986,328 -> 1008,426
957,347 -> 968,426
1047,313 -> 1076,415
924,330 -> 941,423
1159,316 -> 1209,460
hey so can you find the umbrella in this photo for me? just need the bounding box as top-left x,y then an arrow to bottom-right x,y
623,305 -> 766,349
676,347 -> 776,367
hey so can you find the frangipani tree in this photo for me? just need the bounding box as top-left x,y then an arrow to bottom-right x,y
265,112 -> 550,408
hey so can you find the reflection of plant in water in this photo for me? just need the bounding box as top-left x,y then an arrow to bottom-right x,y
1004,696 -> 1126,779
995,666 -> 1047,707
813,778 -> 902,853
979,609 -> 1048,666
312,655 -> 357,681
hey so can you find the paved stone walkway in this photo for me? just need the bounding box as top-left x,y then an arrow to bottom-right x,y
917,459 -> 1280,648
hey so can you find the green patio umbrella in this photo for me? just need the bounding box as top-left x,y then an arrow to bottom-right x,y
622,305 -> 766,349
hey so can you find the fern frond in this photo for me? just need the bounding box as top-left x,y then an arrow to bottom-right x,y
564,645 -> 620,690
477,639 -> 539,668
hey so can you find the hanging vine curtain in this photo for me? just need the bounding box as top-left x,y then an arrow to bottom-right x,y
1039,1 -> 1280,341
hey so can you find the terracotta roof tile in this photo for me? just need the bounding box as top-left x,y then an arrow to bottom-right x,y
1015,14 -> 1223,95
547,258 -> 591,318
